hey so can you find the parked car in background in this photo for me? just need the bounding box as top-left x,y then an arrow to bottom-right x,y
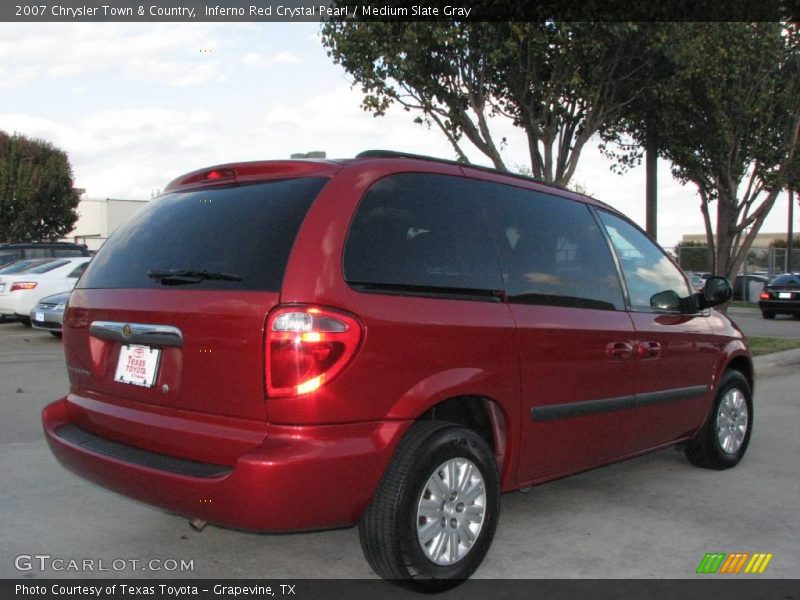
758,273 -> 800,319
732,274 -> 769,302
43,152 -> 751,589
30,291 -> 71,337
0,242 -> 90,268
0,259 -> 61,321
0,257 -> 90,325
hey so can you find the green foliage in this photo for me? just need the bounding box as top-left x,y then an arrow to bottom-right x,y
604,23 -> 800,281
321,21 -> 648,185
0,131 -> 79,242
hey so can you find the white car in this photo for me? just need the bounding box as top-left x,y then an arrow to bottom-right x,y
0,257 -> 90,324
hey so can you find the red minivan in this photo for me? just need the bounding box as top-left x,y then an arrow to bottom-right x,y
43,151 -> 753,589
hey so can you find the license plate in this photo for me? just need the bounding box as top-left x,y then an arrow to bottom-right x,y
35,311 -> 44,322
779,292 -> 792,299
114,344 -> 161,387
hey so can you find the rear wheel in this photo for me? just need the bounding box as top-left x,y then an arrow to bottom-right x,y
685,370 -> 752,470
359,421 -> 500,591
761,311 -> 775,319
20,318 -> 31,327
49,331 -> 62,338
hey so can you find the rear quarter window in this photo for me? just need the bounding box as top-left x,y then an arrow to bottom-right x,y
78,178 -> 327,291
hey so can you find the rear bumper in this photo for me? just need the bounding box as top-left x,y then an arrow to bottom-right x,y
43,397 -> 411,531
758,300 -> 800,313
0,294 -> 32,316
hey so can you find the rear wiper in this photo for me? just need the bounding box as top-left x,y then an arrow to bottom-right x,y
147,269 -> 242,285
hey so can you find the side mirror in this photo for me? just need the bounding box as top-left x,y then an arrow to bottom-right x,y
650,290 -> 682,311
698,276 -> 732,308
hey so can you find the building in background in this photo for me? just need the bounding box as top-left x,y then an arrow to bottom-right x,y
681,232 -> 786,249
63,196 -> 148,251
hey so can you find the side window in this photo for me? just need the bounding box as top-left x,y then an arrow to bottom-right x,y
24,249 -> 50,259
53,248 -> 85,257
597,211 -> 690,311
343,173 -> 503,296
474,181 -> 625,311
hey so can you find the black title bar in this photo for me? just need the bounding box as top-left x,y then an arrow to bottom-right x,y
2,0 -> 797,22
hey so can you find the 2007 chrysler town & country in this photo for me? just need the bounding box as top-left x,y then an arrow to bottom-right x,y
43,151 -> 753,590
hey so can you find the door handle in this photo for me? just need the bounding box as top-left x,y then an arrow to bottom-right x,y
606,341 -> 634,360
636,341 -> 662,359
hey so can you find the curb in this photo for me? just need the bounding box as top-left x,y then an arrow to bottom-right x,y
753,347 -> 800,371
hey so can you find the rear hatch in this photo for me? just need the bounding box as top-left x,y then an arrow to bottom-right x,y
64,172 -> 330,426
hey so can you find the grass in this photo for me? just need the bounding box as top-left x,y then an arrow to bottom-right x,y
748,336 -> 800,356
727,301 -> 758,309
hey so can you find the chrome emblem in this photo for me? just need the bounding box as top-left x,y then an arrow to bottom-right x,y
122,324 -> 132,338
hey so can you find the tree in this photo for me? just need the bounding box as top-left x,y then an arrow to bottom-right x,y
321,22 -> 650,186
609,23 -> 800,282
0,131 -> 80,242
598,24 -> 684,239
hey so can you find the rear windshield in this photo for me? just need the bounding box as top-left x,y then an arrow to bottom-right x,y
26,260 -> 70,274
770,274 -> 800,286
78,178 -> 327,291
0,259 -> 54,274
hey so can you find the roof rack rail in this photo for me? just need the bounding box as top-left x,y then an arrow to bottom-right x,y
355,149 -> 550,186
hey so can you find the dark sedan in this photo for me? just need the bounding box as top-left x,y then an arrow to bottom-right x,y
758,273 -> 800,319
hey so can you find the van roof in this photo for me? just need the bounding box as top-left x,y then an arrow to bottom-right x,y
162,150 -> 619,215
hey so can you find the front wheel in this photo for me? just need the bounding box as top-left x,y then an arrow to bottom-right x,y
761,311 -> 775,320
685,370 -> 753,470
359,421 -> 500,591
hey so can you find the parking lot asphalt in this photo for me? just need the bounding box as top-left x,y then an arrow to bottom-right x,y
727,307 -> 800,339
0,319 -> 798,580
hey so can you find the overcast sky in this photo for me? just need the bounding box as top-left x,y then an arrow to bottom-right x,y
0,22 -> 796,248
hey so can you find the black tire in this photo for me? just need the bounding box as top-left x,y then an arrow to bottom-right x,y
359,421 -> 500,591
49,331 -> 62,338
761,311 -> 775,320
20,317 -> 31,327
685,370 -> 752,470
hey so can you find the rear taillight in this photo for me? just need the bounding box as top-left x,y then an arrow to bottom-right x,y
266,306 -> 362,397
10,282 -> 37,292
759,291 -> 770,300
